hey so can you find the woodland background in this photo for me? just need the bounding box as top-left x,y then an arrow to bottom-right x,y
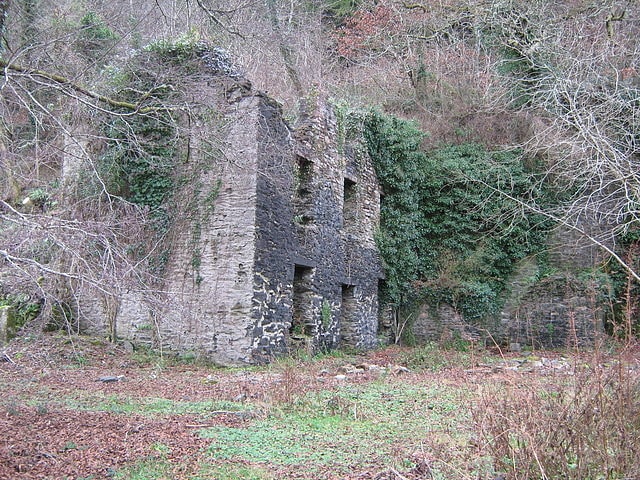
1,0 -> 640,341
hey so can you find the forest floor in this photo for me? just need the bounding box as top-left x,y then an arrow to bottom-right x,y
0,333 -> 637,480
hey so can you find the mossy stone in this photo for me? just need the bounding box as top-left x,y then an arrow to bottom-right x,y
0,305 -> 17,344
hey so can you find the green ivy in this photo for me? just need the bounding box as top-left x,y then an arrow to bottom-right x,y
99,40 -> 230,276
99,56 -> 182,274
602,230 -> 640,337
102,111 -> 177,224
363,110 -> 554,325
0,294 -> 41,334
80,11 -> 118,42
322,0 -> 360,22
77,11 -> 119,60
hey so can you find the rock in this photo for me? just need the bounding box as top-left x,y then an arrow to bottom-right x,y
509,342 -> 522,352
389,365 -> 410,375
96,375 -> 125,383
0,305 -> 17,345
334,374 -> 347,381
338,364 -> 358,374
551,359 -> 569,369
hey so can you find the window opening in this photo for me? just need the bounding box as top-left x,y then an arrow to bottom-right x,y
295,155 -> 313,197
343,178 -> 357,229
293,155 -> 315,225
340,284 -> 357,346
291,265 -> 315,337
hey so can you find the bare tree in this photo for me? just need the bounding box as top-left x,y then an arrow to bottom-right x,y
0,1 -> 184,335
482,0 -> 640,276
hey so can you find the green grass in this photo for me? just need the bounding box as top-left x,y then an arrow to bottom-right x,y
196,464 -> 272,480
198,379 -> 472,477
117,460 -> 274,480
61,394 -> 251,416
114,458 -> 173,479
3,342 -> 509,479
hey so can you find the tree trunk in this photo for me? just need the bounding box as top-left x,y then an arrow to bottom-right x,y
266,0 -> 303,97
0,0 -> 9,51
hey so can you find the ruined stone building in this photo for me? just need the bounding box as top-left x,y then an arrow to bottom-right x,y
13,47 -> 604,358
81,51 -> 383,365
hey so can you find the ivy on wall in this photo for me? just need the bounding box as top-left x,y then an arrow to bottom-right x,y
363,110 -> 553,324
97,37 -> 203,273
100,106 -> 178,274
98,37 -> 231,276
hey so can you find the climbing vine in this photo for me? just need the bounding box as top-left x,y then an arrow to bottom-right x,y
363,110 -> 554,324
100,91 -> 178,245
98,36 -> 229,274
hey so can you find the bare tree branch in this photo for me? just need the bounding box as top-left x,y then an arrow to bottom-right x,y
194,0 -> 248,39
0,58 -> 173,113
401,3 -> 426,13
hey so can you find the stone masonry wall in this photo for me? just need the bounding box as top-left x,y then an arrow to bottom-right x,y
413,227 -> 606,349
249,95 -> 298,360
78,55 -> 383,364
250,97 -> 383,360
158,93 -> 261,365
79,64 -> 264,365
501,228 -> 606,349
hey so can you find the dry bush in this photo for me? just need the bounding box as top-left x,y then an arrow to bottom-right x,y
473,352 -> 640,479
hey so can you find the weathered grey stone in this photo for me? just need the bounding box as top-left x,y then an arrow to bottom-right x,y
78,54 -> 383,365
411,232 -> 607,349
504,274 -> 604,348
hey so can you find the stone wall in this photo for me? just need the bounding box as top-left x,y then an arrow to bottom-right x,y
500,227 -> 607,348
505,274 -> 604,348
158,93 -> 262,364
412,227 -> 606,349
78,51 -> 383,364
250,97 -> 383,360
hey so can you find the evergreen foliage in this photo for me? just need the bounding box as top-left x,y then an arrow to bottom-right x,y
364,110 -> 553,324
78,11 -> 119,59
101,107 -> 177,231
321,0 -> 360,23
97,45 -> 189,273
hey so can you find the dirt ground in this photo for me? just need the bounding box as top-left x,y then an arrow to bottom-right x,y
1,334 -> 419,479
1,334 -> 636,480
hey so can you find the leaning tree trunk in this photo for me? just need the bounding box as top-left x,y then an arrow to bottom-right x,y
0,0 -> 8,39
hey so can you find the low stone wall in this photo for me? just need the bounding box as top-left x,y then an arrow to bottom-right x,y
506,274 -> 604,348
410,226 -> 608,349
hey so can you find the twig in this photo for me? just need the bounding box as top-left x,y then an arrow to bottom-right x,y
195,0 -> 247,39
1,352 -> 17,365
0,58 -> 172,113
401,2 -> 427,13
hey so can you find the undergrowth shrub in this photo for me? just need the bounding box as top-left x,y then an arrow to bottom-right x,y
401,342 -> 473,371
474,354 -> 640,479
